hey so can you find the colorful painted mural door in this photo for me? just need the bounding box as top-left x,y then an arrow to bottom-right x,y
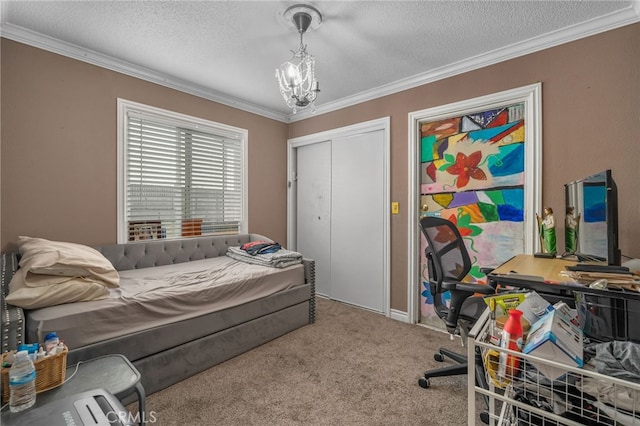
419,103 -> 526,327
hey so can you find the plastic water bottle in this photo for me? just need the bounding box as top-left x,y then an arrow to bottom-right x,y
498,309 -> 524,380
8,350 -> 37,413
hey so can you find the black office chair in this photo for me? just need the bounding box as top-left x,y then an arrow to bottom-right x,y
417,216 -> 495,410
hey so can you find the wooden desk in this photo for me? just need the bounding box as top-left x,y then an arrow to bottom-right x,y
489,254 -> 640,348
489,254 -> 640,304
490,254 -> 577,284
490,254 -> 590,306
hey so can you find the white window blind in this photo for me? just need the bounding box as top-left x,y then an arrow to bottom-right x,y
119,100 -> 246,243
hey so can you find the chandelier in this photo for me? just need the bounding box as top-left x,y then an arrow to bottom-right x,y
275,5 -> 322,113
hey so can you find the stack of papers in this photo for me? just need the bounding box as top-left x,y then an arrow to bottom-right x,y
562,270 -> 640,290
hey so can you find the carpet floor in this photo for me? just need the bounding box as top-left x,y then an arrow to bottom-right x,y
138,297 -> 479,425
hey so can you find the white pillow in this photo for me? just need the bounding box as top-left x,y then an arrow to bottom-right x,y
17,236 -> 119,288
6,269 -> 109,309
5,236 -> 119,309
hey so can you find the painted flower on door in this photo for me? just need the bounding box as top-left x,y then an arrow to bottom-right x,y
442,151 -> 487,188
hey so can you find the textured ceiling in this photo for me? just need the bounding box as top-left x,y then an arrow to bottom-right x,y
1,1 -> 638,121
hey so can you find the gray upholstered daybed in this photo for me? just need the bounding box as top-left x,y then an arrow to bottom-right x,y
0,234 -> 316,396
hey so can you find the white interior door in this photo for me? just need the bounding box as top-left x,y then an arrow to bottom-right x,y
330,131 -> 385,311
295,141 -> 332,297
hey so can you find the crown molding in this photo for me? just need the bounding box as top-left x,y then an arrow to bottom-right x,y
2,3 -> 638,125
0,23 -> 290,123
288,4 -> 640,122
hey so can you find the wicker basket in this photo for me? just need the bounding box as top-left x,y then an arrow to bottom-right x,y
1,345 -> 67,404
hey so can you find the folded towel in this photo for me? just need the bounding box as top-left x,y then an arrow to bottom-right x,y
226,246 -> 302,268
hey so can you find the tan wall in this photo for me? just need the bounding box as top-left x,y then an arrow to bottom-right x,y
2,23 -> 639,314
290,23 -> 640,312
1,39 -> 289,251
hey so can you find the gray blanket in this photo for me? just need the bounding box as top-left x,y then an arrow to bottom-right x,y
591,341 -> 640,382
226,246 -> 303,268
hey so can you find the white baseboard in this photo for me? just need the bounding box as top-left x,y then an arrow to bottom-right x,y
389,309 -> 409,323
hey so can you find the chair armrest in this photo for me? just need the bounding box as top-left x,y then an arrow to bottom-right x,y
1,252 -> 24,353
441,279 -> 495,332
442,281 -> 495,295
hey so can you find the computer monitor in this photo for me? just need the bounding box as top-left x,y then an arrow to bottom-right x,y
564,169 -> 621,266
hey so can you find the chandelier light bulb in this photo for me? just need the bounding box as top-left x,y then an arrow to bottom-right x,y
287,65 -> 296,80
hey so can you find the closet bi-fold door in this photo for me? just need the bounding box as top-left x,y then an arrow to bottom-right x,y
330,130 -> 385,312
295,140 -> 332,298
291,121 -> 388,314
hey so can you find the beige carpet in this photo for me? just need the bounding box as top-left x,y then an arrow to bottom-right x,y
138,297 -> 479,425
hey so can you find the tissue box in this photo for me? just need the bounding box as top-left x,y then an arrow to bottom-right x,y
553,301 -> 579,327
523,310 -> 583,380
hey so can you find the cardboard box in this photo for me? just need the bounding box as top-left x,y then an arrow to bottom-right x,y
516,291 -> 553,325
522,310 -> 583,380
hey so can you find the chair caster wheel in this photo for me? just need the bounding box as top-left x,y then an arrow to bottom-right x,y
418,377 -> 430,389
434,353 -> 444,362
480,411 -> 490,424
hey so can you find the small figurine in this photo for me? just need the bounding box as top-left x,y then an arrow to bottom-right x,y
565,206 -> 580,254
536,207 -> 557,254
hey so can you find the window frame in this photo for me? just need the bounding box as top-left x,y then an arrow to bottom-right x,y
117,98 -> 248,244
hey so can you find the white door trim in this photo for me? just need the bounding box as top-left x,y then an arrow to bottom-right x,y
407,84 -> 543,324
287,117 -> 391,316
